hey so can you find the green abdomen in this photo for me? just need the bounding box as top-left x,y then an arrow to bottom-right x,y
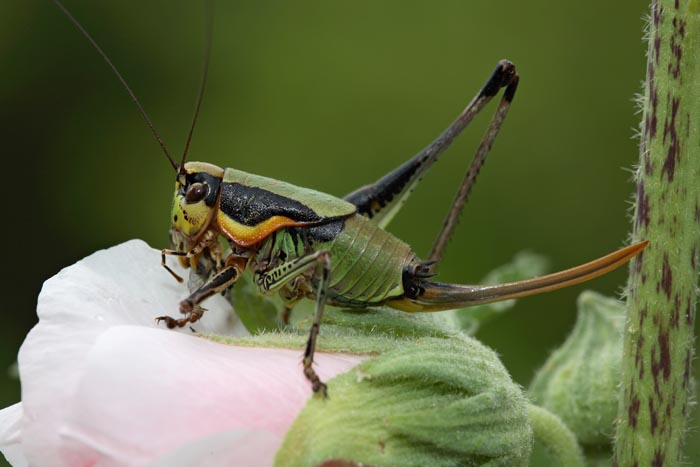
324,215 -> 414,307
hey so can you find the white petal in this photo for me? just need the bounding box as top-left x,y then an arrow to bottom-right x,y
6,240 -> 363,467
47,326 -> 360,466
17,240 -> 249,466
0,403 -> 27,467
148,429 -> 281,467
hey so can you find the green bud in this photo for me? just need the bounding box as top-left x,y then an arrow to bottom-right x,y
529,291 -> 625,448
276,336 -> 532,467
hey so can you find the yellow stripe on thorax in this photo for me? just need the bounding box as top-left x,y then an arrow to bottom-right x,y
217,212 -> 308,247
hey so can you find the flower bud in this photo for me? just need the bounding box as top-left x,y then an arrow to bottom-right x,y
276,336 -> 532,467
529,291 -> 625,447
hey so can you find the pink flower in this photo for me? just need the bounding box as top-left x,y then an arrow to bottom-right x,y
0,240 -> 363,467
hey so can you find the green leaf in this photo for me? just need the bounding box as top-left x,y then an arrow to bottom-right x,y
276,337 -> 532,467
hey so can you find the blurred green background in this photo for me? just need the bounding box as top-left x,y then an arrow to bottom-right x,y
1,0 -> 698,464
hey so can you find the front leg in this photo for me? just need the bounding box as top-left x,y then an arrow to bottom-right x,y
161,230 -> 221,283
157,257 -> 246,329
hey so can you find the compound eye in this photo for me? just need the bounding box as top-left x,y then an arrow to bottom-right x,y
185,182 -> 208,203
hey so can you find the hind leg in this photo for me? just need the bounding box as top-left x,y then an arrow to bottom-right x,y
427,70 -> 519,267
345,60 -> 519,230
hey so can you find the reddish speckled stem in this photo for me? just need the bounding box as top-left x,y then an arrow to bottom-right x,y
614,0 -> 700,465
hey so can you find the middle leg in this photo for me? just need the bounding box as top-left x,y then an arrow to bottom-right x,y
256,249 -> 332,395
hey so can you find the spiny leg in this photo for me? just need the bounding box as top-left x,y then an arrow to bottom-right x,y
427,70 -> 519,266
162,249 -> 187,283
184,237 -> 228,295
256,250 -> 332,395
303,251 -> 331,396
344,60 -> 518,230
161,230 -> 221,283
156,258 -> 245,329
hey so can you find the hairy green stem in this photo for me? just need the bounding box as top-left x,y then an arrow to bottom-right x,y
614,0 -> 700,465
528,404 -> 585,467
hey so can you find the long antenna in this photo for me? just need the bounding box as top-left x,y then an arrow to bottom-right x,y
179,0 -> 214,174
51,0 -> 179,172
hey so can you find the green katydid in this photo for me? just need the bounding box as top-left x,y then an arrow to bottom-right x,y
54,0 -> 647,395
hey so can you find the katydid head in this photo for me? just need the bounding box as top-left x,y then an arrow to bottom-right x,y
170,162 -> 224,258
